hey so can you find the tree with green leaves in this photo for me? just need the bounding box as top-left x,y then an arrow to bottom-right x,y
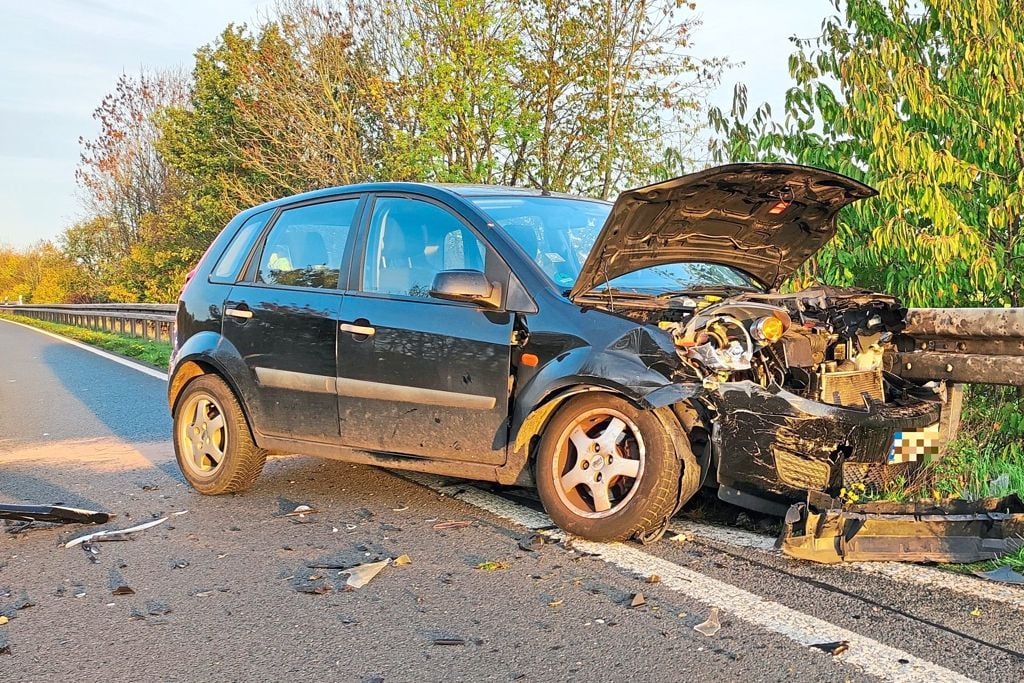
710,0 -> 1024,307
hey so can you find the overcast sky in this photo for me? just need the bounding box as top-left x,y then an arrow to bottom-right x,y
0,0 -> 829,248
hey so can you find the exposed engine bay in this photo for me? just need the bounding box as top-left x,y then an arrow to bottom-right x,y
620,286 -> 912,410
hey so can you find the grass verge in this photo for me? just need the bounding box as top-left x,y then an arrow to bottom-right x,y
0,312 -> 171,369
861,386 -> 1024,573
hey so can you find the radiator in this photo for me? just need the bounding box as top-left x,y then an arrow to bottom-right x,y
818,368 -> 884,407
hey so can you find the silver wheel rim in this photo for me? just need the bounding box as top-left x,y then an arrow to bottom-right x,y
177,392 -> 228,477
551,407 -> 646,519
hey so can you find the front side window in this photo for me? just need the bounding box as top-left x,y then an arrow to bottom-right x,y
361,196 -> 487,297
256,199 -> 358,289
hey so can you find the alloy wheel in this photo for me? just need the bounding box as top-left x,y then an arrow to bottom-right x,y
177,392 -> 228,477
551,407 -> 646,518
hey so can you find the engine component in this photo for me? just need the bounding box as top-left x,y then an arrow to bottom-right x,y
677,315 -> 754,372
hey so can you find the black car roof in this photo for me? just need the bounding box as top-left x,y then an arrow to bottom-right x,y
235,182 -> 605,222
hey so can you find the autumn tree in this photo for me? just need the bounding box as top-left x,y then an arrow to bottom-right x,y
710,0 -> 1024,307
77,71 -> 187,259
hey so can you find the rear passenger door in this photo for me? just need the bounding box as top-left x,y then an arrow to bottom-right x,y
336,194 -> 514,464
223,195 -> 362,443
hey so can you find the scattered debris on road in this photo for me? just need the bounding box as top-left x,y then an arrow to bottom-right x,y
64,516 -> 168,548
81,542 -> 100,564
694,607 -> 721,637
145,600 -> 171,616
517,533 -> 546,552
0,502 -> 110,525
284,504 -> 317,517
12,591 -> 35,610
109,569 -> 134,595
432,520 -> 472,530
475,560 -> 510,571
294,581 -> 332,595
780,492 -> 1024,563
432,637 -> 466,646
345,559 -> 390,589
810,640 -> 850,656
629,592 -> 646,608
972,565 -> 1024,584
393,554 -> 412,566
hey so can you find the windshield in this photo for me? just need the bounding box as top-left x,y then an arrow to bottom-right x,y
469,196 -> 759,294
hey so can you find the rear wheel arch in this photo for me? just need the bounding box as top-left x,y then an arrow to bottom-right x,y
168,357 -> 256,435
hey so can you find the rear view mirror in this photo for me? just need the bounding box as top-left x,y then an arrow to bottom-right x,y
429,270 -> 500,308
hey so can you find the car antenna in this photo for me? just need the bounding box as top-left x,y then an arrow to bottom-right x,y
601,256 -> 615,311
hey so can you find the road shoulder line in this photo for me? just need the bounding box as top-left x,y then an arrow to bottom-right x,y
0,317 -> 169,382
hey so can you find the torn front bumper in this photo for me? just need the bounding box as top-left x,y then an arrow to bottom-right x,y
780,492 -> 1024,563
707,381 -> 942,505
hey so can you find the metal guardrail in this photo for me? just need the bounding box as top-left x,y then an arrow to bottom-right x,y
0,303 -> 177,343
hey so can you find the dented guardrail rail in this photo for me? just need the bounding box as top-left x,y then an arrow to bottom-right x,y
887,307 -> 1024,386
0,303 -> 177,343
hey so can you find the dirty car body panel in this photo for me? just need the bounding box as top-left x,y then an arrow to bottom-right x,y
169,163 -> 1024,542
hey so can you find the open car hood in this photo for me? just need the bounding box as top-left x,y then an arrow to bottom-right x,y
568,163 -> 877,299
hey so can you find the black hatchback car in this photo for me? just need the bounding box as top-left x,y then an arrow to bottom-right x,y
170,163 -> 980,542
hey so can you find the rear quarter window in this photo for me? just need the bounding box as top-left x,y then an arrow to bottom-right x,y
210,210 -> 273,283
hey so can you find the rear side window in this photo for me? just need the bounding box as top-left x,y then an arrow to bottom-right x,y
256,199 -> 359,289
210,211 -> 271,283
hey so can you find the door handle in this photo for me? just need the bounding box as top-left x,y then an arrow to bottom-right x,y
225,307 -> 253,320
340,323 -> 375,337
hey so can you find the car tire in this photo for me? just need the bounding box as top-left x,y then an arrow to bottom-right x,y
172,374 -> 267,495
535,393 -> 682,542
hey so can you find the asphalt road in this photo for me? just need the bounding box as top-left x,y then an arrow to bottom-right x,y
1,318 -> 1022,682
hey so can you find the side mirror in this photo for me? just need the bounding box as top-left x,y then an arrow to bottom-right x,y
429,270 -> 500,308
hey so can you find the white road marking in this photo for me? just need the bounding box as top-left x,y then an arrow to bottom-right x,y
403,473 -> 976,683
666,520 -> 1024,612
0,317 -> 169,381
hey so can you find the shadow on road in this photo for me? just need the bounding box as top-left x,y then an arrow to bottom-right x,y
40,343 -> 171,443
0,467 -> 104,509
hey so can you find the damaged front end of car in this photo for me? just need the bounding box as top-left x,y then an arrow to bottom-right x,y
567,164 -> 1024,525
585,285 -> 955,516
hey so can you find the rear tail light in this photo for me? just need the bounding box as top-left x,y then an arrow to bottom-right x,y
179,267 -> 197,300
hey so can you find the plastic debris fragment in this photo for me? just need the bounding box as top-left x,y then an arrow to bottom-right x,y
64,517 -> 168,548
694,607 -> 721,636
810,640 -> 849,656
972,565 -> 1024,584
345,559 -> 390,589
